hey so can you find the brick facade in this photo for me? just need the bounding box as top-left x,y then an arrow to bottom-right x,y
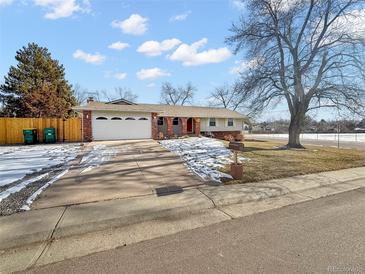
166,117 -> 174,137
82,110 -> 92,142
180,117 -> 188,136
152,116 -> 201,139
206,130 -> 243,141
193,118 -> 200,136
151,112 -> 159,139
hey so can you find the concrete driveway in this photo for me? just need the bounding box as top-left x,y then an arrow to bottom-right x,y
32,140 -> 203,209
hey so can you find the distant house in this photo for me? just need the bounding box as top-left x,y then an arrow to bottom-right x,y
74,99 -> 249,141
354,127 -> 365,133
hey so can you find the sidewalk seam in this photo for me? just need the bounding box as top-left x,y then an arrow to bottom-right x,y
133,146 -> 155,195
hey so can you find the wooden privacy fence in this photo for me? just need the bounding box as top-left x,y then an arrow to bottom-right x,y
0,117 -> 82,145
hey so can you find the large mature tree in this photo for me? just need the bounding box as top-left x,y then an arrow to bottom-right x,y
0,43 -> 76,118
227,0 -> 365,148
160,82 -> 195,105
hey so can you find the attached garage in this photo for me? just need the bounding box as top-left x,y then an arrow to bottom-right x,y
75,100 -> 249,142
91,111 -> 152,140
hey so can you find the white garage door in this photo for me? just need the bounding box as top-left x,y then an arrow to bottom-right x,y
92,115 -> 152,140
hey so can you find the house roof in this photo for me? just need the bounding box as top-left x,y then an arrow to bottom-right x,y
74,101 -> 248,120
106,98 -> 137,105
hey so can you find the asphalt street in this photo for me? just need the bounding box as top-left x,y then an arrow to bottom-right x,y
22,187 -> 365,274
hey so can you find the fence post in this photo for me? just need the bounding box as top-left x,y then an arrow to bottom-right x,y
337,124 -> 340,149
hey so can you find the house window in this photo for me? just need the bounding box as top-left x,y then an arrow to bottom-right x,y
173,117 -> 179,125
209,118 -> 216,127
111,117 -> 122,120
125,117 -> 136,120
227,118 -> 234,127
96,117 -> 107,120
157,117 -> 164,125
139,117 -> 148,120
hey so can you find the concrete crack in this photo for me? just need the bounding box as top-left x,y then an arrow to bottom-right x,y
28,206 -> 68,269
197,188 -> 234,219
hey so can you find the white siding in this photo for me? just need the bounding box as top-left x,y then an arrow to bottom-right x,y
200,118 -> 245,132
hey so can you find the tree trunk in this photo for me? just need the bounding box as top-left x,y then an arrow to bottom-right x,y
287,112 -> 305,148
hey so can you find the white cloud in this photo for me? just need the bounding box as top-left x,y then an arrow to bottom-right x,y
169,10 -> 191,22
146,83 -> 156,88
0,0 -> 13,7
137,38 -> 181,56
111,14 -> 148,35
73,49 -> 106,64
335,8 -> 365,39
104,71 -> 127,80
270,0 -> 300,12
136,68 -> 171,80
34,0 -> 91,19
113,72 -> 127,80
311,7 -> 365,46
230,0 -> 245,10
230,58 -> 262,74
108,41 -> 130,51
168,38 -> 232,66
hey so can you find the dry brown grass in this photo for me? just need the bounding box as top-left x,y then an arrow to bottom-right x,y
222,139 -> 365,184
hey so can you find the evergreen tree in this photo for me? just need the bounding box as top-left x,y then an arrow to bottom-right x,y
0,43 -> 76,118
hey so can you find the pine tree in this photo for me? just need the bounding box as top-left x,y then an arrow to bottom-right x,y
0,43 -> 76,118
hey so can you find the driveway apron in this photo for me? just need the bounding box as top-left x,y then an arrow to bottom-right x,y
32,140 -> 203,209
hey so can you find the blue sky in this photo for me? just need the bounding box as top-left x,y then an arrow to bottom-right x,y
0,0 -> 353,121
0,0 -> 248,105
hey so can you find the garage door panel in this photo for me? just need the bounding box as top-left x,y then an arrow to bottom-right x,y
93,119 -> 151,140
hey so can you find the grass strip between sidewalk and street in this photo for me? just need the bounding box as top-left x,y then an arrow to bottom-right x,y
221,139 -> 365,184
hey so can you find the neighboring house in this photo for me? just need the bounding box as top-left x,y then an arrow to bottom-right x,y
74,99 -> 249,141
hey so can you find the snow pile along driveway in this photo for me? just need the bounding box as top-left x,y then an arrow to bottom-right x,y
160,137 -> 246,182
0,144 -> 81,187
80,144 -> 119,173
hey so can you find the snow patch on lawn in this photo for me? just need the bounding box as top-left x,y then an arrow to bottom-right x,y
0,144 -> 81,187
80,144 -> 118,173
160,137 -> 247,182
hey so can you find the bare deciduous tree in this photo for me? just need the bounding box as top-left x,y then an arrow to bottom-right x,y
209,82 -> 253,113
210,85 -> 236,109
160,82 -> 195,105
227,0 -> 365,148
113,87 -> 138,103
94,87 -> 138,103
72,83 -> 88,105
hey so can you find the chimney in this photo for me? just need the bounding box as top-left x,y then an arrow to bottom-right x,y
87,96 -> 94,103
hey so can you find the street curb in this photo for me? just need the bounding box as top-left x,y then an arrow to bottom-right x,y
1,168 -> 365,254
0,189 -> 214,252
199,167 -> 365,207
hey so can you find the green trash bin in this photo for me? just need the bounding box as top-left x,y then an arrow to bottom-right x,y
44,127 -> 56,143
23,128 -> 38,144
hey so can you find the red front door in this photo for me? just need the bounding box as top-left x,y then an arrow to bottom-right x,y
187,118 -> 193,133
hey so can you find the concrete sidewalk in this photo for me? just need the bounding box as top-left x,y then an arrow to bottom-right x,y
1,167 -> 365,273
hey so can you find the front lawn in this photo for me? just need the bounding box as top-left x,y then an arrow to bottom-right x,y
222,139 -> 365,184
